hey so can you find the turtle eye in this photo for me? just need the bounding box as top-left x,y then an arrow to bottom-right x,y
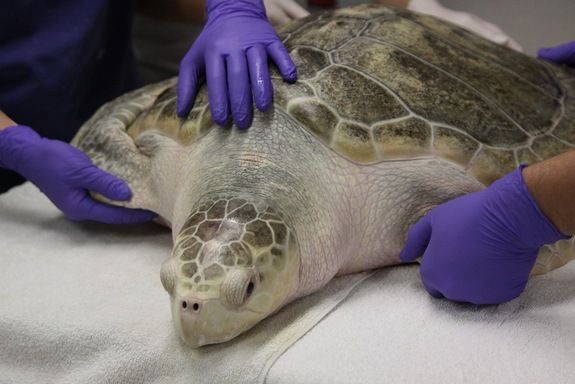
221,268 -> 258,308
160,258 -> 177,295
246,281 -> 255,297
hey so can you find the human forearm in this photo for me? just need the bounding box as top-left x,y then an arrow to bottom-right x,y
528,42 -> 575,235
0,110 -> 16,130
524,150 -> 575,236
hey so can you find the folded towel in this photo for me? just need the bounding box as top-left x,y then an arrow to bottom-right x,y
0,183 -> 370,384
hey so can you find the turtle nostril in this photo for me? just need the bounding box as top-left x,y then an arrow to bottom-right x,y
181,300 -> 201,312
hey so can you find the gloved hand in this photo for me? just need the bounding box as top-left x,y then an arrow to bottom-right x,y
264,0 -> 309,26
400,167 -> 566,304
177,0 -> 297,128
538,41 -> 575,67
407,0 -> 523,52
0,125 -> 156,224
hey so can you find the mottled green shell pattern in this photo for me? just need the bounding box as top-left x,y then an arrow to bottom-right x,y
123,4 -> 575,185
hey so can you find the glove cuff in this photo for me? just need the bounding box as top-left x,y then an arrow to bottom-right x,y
491,165 -> 569,249
205,0 -> 266,22
0,125 -> 42,173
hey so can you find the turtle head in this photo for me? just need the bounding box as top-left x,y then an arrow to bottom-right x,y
160,196 -> 300,347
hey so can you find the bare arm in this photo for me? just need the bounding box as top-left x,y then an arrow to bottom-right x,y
0,111 -> 16,130
524,150 -> 575,236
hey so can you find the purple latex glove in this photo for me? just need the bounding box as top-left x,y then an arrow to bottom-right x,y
538,40 -> 575,66
177,0 -> 297,128
400,167 -> 567,305
0,125 -> 156,224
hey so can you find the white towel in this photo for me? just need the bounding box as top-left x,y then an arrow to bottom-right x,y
0,183 -> 370,384
269,263 -> 575,383
2,183 -> 575,384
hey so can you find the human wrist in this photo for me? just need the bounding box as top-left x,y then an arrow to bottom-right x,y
0,125 -> 42,172
490,166 -> 568,250
523,150 -> 575,236
0,110 -> 17,130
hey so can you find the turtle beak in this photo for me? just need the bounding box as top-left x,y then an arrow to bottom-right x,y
176,297 -> 206,348
171,294 -> 264,348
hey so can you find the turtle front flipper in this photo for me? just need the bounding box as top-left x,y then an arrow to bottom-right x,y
71,78 -> 176,210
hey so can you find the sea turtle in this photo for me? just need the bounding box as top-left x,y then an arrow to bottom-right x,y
72,4 -> 575,348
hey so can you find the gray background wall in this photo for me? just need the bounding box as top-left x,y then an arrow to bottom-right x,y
440,0 -> 574,54
314,0 -> 575,54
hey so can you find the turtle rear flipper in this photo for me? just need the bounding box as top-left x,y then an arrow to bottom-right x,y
71,78 -> 176,210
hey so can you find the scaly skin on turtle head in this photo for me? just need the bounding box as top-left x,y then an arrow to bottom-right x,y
160,195 -> 300,347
